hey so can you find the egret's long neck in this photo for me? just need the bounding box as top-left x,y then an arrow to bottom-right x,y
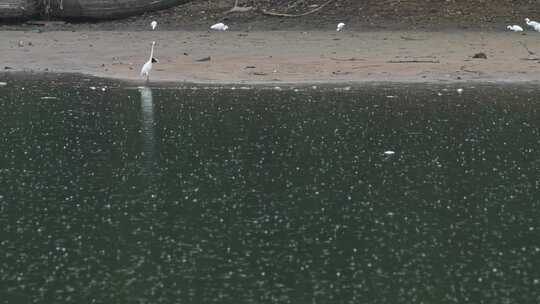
149,43 -> 155,61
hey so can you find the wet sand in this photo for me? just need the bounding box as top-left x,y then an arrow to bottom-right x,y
1,30 -> 540,84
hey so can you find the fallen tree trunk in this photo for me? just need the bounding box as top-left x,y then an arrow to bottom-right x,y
0,0 -> 38,19
49,0 -> 189,19
0,0 -> 191,20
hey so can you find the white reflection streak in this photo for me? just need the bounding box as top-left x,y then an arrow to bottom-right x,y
138,86 -> 156,173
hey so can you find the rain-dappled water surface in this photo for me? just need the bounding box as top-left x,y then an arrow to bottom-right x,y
1,76 -> 540,304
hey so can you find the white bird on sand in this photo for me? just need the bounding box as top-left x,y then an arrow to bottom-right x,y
140,41 -> 158,81
210,22 -> 229,31
337,22 -> 345,31
151,20 -> 157,30
507,25 -> 523,32
525,18 -> 540,31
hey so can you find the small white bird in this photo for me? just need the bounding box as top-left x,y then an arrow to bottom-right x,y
507,25 -> 523,32
151,21 -> 157,30
383,150 -> 395,156
210,22 -> 229,31
140,41 -> 158,81
337,22 -> 345,32
525,18 -> 540,31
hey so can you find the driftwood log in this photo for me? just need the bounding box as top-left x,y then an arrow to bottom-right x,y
49,0 -> 189,19
0,0 -> 189,19
0,0 -> 38,18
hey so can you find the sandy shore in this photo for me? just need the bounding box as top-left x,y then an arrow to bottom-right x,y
1,30 -> 540,84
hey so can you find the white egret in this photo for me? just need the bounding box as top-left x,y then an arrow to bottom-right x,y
506,25 -> 523,32
151,20 -> 157,30
140,41 -> 158,81
337,22 -> 345,31
384,151 -> 395,156
210,22 -> 229,31
525,18 -> 540,31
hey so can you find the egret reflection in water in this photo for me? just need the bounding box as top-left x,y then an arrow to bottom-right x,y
138,86 -> 157,174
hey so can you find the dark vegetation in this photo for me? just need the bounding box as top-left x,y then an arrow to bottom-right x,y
4,0 -> 540,30
111,0 -> 540,31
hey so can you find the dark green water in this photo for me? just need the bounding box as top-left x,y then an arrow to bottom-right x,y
1,76 -> 540,304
